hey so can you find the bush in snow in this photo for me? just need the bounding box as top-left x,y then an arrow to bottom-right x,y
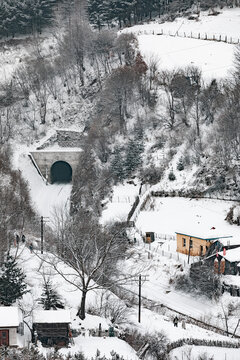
124,329 -> 169,360
175,262 -> 221,300
168,170 -> 176,181
177,158 -> 184,171
141,165 -> 163,185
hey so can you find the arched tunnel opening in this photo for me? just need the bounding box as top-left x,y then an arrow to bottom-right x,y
51,161 -> 72,184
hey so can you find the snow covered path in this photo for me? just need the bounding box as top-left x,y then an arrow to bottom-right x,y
142,278 -> 214,320
13,149 -> 72,224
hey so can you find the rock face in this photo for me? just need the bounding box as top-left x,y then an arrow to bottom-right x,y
37,130 -> 85,150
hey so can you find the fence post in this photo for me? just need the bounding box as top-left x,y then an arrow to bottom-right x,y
213,34 -> 215,41
191,31 -> 192,38
198,33 -> 200,39
205,33 -> 207,40
225,35 -> 227,43
219,35 -> 221,41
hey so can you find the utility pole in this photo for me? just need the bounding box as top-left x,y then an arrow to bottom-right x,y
188,237 -> 192,265
40,216 -> 49,254
137,274 -> 149,323
138,274 -> 141,323
41,216 -> 44,254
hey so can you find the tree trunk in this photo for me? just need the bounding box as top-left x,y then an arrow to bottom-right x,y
77,290 -> 87,320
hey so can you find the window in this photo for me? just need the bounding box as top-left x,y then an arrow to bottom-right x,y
190,239 -> 193,249
182,238 -> 186,247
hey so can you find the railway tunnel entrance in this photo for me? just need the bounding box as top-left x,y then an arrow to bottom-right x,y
51,161 -> 72,184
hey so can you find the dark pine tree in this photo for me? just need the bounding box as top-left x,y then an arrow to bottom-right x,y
39,277 -> 64,310
0,255 -> 28,306
110,146 -> 125,183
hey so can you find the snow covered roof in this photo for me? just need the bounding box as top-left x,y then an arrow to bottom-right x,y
0,306 -> 22,327
176,229 -> 232,242
219,247 -> 240,263
33,310 -> 71,324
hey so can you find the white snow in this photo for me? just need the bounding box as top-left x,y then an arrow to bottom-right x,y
122,7 -> 240,80
0,306 -> 22,327
219,247 -> 240,263
170,345 -> 240,360
33,310 -> 71,324
12,146 -> 72,223
138,35 -> 235,80
136,197 -> 240,244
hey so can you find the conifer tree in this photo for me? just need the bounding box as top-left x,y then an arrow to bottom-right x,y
0,255 -> 28,306
39,277 -> 64,310
110,146 -> 125,183
124,136 -> 143,177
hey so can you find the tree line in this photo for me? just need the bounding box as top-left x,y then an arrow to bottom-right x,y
0,0 -> 59,38
1,0 -> 239,38
87,0 -> 239,29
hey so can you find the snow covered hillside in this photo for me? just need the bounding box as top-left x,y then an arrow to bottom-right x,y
123,8 -> 240,80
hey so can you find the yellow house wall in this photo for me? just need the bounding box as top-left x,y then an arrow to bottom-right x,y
176,234 -> 211,256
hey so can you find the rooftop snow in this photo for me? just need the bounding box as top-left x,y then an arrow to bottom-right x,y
176,230 -> 233,241
0,307 -> 22,327
33,310 -> 71,324
219,247 -> 240,263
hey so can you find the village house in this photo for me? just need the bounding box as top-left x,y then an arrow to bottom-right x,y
213,247 -> 240,275
0,306 -> 24,347
176,230 -> 233,257
32,309 -> 71,347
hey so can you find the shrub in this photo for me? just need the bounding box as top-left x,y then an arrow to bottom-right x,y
177,158 -> 184,171
168,171 -> 176,181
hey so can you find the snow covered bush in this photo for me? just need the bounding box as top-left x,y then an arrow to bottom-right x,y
175,262 -> 221,300
168,171 -> 176,181
177,158 -> 184,171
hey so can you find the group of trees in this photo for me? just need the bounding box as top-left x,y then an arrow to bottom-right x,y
0,146 -> 36,263
0,0 -> 59,38
88,0 -> 240,29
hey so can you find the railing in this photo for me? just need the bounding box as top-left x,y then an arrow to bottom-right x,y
136,28 -> 240,44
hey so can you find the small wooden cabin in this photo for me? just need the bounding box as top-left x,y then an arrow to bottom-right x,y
176,231 -> 232,257
0,307 -> 23,347
214,248 -> 240,275
144,232 -> 155,243
32,310 -> 71,347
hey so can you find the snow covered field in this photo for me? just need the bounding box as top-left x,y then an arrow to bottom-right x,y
122,8 -> 240,80
136,197 -> 240,240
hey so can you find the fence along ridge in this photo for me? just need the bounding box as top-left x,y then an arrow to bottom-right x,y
136,28 -> 240,45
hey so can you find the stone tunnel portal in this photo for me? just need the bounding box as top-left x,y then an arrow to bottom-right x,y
51,161 -> 72,184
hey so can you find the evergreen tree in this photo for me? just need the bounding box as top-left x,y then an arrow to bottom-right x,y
124,136 -> 144,177
39,277 -> 64,310
110,146 -> 125,183
0,255 -> 28,306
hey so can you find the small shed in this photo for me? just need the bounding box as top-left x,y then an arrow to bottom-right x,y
216,247 -> 240,275
144,232 -> 155,243
32,310 -> 71,347
0,306 -> 23,347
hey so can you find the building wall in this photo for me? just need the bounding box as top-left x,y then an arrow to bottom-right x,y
0,328 -> 18,346
30,151 -> 82,183
9,328 -> 17,346
176,233 -> 212,256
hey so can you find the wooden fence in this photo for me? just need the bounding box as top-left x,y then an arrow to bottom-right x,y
136,28 -> 240,45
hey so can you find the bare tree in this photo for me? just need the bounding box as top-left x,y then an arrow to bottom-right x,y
43,210 -> 130,320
